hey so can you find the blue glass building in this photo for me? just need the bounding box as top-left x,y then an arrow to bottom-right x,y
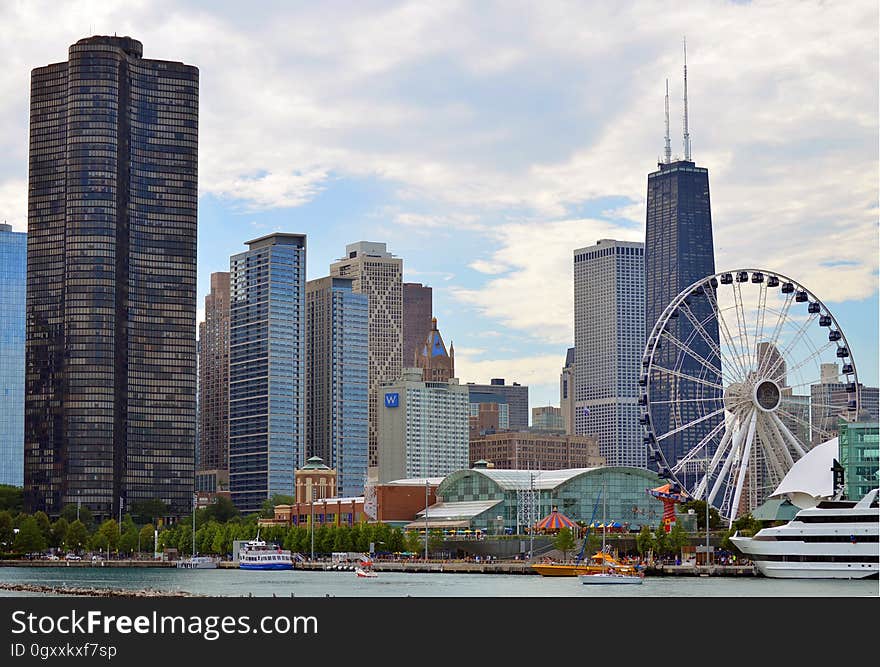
645,160 -> 721,472
306,276 -> 369,498
0,224 -> 26,487
229,234 -> 306,513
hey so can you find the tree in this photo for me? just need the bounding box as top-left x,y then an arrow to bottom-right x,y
260,494 -> 296,519
50,518 -> 69,549
679,500 -> 723,531
119,527 -> 139,556
0,510 -> 14,549
0,485 -> 23,513
139,524 -> 155,554
653,524 -> 670,557
65,520 -> 89,553
34,511 -> 52,543
60,503 -> 93,529
130,499 -> 169,526
91,519 -> 120,555
554,528 -> 576,562
404,530 -> 422,555
14,516 -> 47,554
668,522 -> 690,557
723,513 -> 764,551
203,496 -> 239,523
636,525 -> 654,556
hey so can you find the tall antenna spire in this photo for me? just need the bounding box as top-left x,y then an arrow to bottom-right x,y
683,36 -> 691,161
664,78 -> 672,164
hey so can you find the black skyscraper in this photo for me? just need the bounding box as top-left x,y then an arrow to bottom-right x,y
25,36 -> 198,519
645,158 -> 721,472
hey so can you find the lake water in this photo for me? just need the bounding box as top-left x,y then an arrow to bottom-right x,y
1,567 -> 877,597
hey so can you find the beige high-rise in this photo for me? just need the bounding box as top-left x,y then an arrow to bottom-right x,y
330,242 -> 402,468
198,272 -> 230,473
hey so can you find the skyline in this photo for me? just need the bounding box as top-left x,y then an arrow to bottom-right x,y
0,1 -> 877,410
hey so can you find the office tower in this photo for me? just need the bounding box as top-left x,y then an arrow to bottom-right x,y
306,276 -> 369,498
560,347 -> 575,435
229,234 -> 306,513
198,272 -> 230,477
531,406 -> 565,433
469,431 -> 603,470
25,36 -> 198,519
810,363 -> 877,444
468,391 -> 510,439
0,223 -> 26,487
414,317 -> 454,383
465,379 -> 529,430
330,242 -> 403,468
644,55 -> 720,472
574,239 -> 645,467
403,282 -> 432,366
377,368 -> 469,482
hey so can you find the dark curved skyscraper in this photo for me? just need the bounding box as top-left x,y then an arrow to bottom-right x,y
25,36 -> 198,520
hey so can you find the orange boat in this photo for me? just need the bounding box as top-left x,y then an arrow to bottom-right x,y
531,551 -> 639,577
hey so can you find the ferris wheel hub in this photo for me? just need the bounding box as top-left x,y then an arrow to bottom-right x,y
753,379 -> 782,412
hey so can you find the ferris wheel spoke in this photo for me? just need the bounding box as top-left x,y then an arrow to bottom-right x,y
757,293 -> 795,377
728,409 -> 758,527
650,364 -> 725,391
764,311 -> 821,383
764,414 -> 796,470
708,410 -> 754,506
732,281 -> 755,373
659,330 -> 727,381
754,281 -> 769,363
774,404 -> 821,437
648,397 -> 725,406
700,287 -> 751,380
696,425 -> 734,498
778,341 -> 835,381
670,418 -> 727,474
756,415 -> 788,487
769,412 -> 809,458
655,405 -> 728,443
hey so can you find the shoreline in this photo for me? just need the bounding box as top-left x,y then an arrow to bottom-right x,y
0,559 -> 757,576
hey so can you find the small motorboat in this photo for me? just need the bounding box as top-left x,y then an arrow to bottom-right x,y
355,566 -> 378,578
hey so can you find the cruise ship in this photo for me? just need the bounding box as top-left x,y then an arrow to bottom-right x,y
730,488 -> 879,579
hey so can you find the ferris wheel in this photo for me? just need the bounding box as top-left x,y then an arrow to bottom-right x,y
640,269 -> 860,525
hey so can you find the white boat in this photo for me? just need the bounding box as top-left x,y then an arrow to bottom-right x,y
579,479 -> 644,586
355,567 -> 378,578
730,488 -> 879,580
238,533 -> 294,571
177,555 -> 219,569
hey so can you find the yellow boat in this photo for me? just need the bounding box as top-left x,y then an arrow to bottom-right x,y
531,552 -> 639,577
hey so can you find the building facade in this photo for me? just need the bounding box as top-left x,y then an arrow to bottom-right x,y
25,36 -> 198,519
330,242 -> 403,469
469,392 -> 510,439
198,272 -> 230,473
466,379 -> 528,430
560,347 -> 575,436
0,224 -> 26,487
306,276 -> 369,498
414,317 -> 454,383
403,282 -> 432,366
469,431 -> 604,471
573,239 -> 645,467
531,406 -> 565,433
377,368 -> 469,483
837,421 -> 879,501
229,234 -> 306,513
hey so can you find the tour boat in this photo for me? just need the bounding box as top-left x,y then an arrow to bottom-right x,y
730,488 -> 879,579
238,534 -> 294,571
177,555 -> 219,569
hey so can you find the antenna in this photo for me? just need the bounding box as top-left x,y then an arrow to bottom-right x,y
664,78 -> 672,164
683,36 -> 691,161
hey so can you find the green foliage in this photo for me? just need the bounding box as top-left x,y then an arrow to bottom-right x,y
723,512 -> 764,551
50,518 -> 69,549
653,524 -> 670,556
138,524 -> 155,553
679,500 -> 723,531
33,511 -> 51,542
129,499 -> 169,525
404,530 -> 423,554
60,503 -> 93,529
14,516 -> 47,554
387,527 -> 404,553
119,527 -> 139,555
668,522 -> 690,553
0,511 -> 14,549
260,494 -> 296,518
554,527 -> 576,561
636,524 -> 653,556
65,520 -> 88,552
91,519 -> 120,554
427,530 -> 444,554
0,485 -> 23,513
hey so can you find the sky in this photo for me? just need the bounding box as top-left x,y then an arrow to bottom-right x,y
0,0 -> 877,414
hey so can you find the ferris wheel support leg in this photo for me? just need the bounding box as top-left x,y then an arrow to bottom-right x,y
756,415 -> 787,490
769,413 -> 809,458
728,410 -> 758,527
708,411 -> 751,506
695,425 -> 733,498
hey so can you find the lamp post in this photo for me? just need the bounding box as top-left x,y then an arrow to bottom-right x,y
310,486 -> 316,561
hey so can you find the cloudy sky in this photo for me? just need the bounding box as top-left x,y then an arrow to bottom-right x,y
0,0 -> 877,410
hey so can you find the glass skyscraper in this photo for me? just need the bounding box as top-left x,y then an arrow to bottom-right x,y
306,276 -> 369,498
25,36 -> 198,519
0,224 -> 26,487
645,159 -> 721,472
229,234 -> 306,513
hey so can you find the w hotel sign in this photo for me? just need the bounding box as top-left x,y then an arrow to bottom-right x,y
384,393 -> 400,408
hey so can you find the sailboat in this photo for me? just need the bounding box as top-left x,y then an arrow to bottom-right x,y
578,481 -> 643,585
178,494 -> 219,569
